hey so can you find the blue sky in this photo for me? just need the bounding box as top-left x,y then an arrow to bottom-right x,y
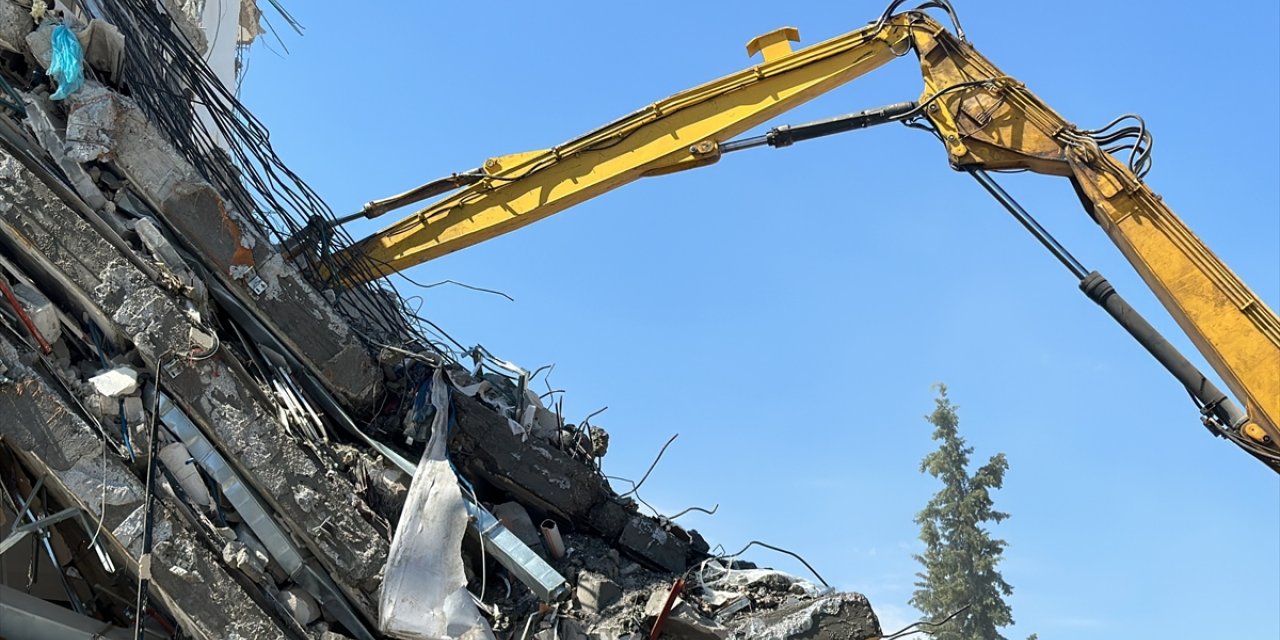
241,1 -> 1279,637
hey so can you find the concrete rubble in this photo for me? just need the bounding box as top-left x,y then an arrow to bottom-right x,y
0,3 -> 889,639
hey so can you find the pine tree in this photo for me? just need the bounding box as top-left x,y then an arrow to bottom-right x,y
910,384 -> 1014,640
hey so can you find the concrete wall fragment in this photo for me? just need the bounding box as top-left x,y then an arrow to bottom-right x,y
731,592 -> 882,640
61,82 -> 381,409
0,1 -> 31,55
450,392 -> 609,523
448,390 -> 707,574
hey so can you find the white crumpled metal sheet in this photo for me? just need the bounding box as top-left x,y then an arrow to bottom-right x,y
380,368 -> 495,640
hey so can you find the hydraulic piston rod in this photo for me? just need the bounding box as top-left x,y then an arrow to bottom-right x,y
968,169 -> 1249,435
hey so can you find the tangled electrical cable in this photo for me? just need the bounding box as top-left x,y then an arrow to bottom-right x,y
83,0 -> 424,347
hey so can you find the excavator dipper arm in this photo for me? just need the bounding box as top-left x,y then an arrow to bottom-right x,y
906,19 -> 1280,462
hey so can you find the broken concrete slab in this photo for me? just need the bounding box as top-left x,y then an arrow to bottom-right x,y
10,280 -> 60,345
22,21 -> 52,67
0,149 -> 191,361
729,592 -> 881,640
450,387 -> 712,577
494,501 -> 549,560
133,217 -> 207,302
77,20 -> 126,84
0,1 -> 32,54
576,570 -> 623,614
450,390 -> 609,523
619,515 -> 691,574
62,82 -> 382,409
164,355 -> 388,609
21,92 -> 112,215
280,586 -> 321,626
587,497 -> 632,541
222,540 -> 270,584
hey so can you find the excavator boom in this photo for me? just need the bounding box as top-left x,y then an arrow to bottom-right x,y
325,3 -> 1279,470
328,12 -> 934,281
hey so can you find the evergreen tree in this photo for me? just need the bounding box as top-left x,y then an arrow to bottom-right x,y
910,385 -> 1014,640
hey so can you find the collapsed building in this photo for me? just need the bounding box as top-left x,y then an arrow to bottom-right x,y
0,2 -> 889,638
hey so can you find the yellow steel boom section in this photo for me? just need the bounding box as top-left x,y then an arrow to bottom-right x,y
330,6 -> 1279,469
332,13 -> 930,281
906,21 -> 1280,452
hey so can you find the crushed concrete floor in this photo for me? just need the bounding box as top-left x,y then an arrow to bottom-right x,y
0,2 -> 887,639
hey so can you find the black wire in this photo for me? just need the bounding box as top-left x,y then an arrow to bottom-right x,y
82,0 -> 451,350
716,540 -> 830,589
881,604 -> 971,640
617,433 -> 678,498
132,360 -> 164,640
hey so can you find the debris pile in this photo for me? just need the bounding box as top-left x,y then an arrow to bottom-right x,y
0,2 -> 886,639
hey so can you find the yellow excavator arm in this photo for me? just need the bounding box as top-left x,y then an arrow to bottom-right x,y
328,11 -> 925,278
905,19 -> 1280,459
326,4 -> 1279,470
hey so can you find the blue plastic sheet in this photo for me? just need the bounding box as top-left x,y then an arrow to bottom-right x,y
48,24 -> 84,101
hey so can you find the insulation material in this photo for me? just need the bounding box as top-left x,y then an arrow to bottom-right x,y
88,366 -> 140,397
380,368 -> 494,640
